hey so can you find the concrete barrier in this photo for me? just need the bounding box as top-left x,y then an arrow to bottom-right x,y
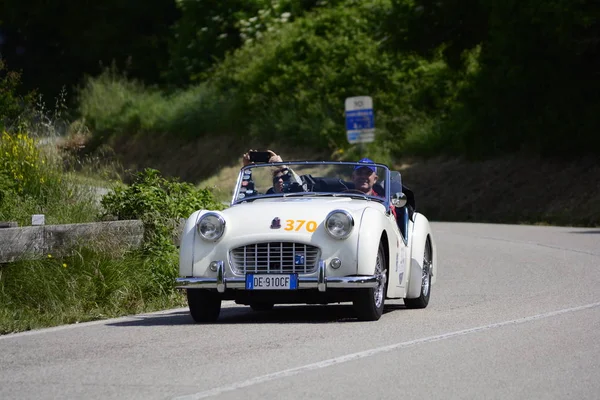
0,220 -> 144,263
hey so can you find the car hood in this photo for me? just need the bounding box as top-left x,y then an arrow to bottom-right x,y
217,197 -> 385,236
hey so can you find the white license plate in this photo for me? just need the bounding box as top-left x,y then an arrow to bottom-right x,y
245,274 -> 298,290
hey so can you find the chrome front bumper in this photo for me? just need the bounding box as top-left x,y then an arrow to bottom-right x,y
175,260 -> 378,293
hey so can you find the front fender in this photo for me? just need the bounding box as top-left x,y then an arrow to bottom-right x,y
356,207 -> 390,276
406,213 -> 436,298
178,210 -> 203,277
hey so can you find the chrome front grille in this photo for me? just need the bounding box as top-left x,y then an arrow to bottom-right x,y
230,242 -> 320,274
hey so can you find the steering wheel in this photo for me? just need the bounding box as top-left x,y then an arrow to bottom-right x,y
284,182 -> 304,193
342,189 -> 367,195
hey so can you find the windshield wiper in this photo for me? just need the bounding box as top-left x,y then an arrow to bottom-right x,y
332,193 -> 369,200
282,192 -> 372,200
283,192 -> 329,198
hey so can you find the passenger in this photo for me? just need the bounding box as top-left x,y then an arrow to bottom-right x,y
241,149 -> 303,194
268,167 -> 296,194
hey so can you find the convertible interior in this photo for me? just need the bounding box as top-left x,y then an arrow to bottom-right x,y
302,174 -> 416,240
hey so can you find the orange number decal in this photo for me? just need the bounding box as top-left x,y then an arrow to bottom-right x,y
284,220 -> 318,232
285,219 -> 295,231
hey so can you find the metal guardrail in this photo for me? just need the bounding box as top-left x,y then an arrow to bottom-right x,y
0,220 -> 144,264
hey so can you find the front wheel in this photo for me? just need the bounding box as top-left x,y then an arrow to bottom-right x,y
353,242 -> 387,321
187,289 -> 221,323
404,239 -> 432,309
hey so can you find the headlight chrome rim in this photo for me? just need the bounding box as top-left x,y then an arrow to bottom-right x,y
325,210 -> 354,240
197,212 -> 226,242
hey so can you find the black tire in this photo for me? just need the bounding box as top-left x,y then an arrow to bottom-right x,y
353,242 -> 387,321
404,239 -> 432,309
250,302 -> 275,312
187,289 -> 221,323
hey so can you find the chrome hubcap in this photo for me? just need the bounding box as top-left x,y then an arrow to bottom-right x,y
422,246 -> 431,297
374,251 -> 386,308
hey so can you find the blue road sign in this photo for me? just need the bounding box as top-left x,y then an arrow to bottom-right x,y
345,109 -> 374,131
345,96 -> 375,144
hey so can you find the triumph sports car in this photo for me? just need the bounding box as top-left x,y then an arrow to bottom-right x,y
176,160 -> 437,322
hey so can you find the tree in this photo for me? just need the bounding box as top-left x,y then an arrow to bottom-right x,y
0,0 -> 179,99
386,0 -> 600,156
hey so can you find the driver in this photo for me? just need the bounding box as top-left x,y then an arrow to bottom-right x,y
352,158 -> 383,196
352,158 -> 396,219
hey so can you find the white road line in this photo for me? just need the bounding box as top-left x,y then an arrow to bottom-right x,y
173,301 -> 600,400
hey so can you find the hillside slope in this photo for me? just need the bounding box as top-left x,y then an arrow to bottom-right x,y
197,152 -> 600,227
398,156 -> 600,226
97,134 -> 599,227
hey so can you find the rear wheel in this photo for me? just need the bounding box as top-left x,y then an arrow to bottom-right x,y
353,242 -> 387,321
404,239 -> 432,309
250,302 -> 274,312
187,289 -> 221,323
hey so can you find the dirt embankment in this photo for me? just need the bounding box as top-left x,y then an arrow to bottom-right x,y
99,134 -> 600,227
399,156 -> 600,227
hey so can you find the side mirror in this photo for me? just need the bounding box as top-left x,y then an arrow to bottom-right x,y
391,192 -> 407,208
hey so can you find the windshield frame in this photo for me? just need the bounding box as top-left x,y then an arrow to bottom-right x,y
231,161 -> 392,211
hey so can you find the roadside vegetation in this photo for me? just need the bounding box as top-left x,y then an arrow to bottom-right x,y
73,0 -> 598,171
0,66 -> 223,334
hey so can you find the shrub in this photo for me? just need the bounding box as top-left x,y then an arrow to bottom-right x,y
78,70 -> 246,141
0,59 -> 36,132
101,168 -> 224,291
0,130 -> 101,226
0,131 -> 56,196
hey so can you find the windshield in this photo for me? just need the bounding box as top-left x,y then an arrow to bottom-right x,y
232,161 -> 390,204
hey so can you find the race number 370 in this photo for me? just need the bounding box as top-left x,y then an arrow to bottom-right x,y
284,219 -> 317,232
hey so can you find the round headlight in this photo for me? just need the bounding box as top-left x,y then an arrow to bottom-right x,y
197,213 -> 225,241
325,210 -> 354,239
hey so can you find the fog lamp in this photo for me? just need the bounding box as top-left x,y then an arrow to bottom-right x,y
330,258 -> 342,269
209,261 -> 219,272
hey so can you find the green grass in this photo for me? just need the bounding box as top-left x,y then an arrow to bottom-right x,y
79,71 -> 242,141
0,247 -> 186,334
0,130 -> 198,334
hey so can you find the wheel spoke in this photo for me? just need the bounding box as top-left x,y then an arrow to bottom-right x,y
422,244 -> 431,297
374,251 -> 386,308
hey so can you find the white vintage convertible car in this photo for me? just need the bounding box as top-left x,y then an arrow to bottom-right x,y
176,160 -> 437,322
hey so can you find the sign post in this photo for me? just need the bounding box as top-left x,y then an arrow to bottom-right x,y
345,96 -> 375,144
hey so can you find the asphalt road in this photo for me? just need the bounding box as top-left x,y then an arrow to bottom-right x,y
1,222 -> 599,400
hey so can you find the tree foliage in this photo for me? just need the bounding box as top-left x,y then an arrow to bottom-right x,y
178,1 -> 460,156
167,0 -> 333,85
387,0 -> 600,157
2,0 -> 598,158
0,59 -> 35,131
0,0 -> 179,98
